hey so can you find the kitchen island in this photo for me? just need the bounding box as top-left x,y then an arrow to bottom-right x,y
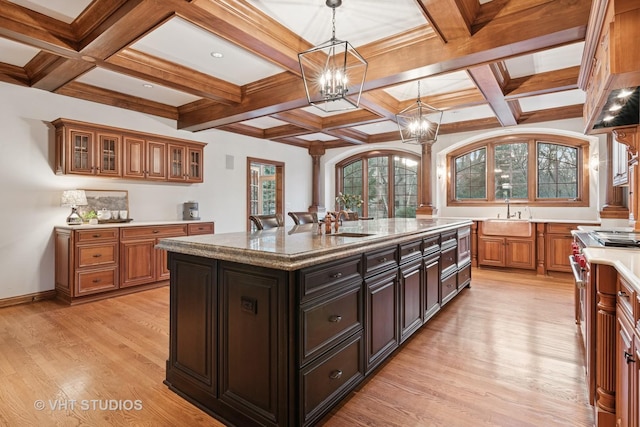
157,218 -> 472,427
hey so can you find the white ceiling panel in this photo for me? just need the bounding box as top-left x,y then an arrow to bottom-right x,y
384,71 -> 476,101
518,89 -> 586,112
353,120 -> 400,135
296,133 -> 340,142
0,38 -> 39,66
247,0 -> 427,47
240,117 -> 289,129
76,68 -> 201,106
8,0 -> 92,23
441,105 -> 496,124
131,17 -> 285,85
505,42 -> 585,78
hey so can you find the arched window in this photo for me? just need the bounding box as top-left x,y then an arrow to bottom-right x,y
448,134 -> 589,207
336,150 -> 421,218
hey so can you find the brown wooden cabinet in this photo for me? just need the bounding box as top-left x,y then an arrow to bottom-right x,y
546,223 -> 580,273
478,222 -> 535,270
53,118 -> 205,183
613,135 -> 630,186
616,275 -> 639,427
54,222 -> 214,304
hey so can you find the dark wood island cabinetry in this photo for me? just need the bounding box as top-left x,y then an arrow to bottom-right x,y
158,218 -> 472,426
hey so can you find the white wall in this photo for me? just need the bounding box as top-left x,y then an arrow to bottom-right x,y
0,82 -> 311,299
321,118 -> 609,222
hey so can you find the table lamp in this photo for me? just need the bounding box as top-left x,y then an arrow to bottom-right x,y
61,190 -> 88,225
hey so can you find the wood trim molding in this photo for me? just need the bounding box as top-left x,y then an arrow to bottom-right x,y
0,290 -> 57,308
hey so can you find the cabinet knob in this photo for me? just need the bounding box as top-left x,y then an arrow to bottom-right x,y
153,230 -> 159,234
379,257 -> 387,263
92,279 -> 102,283
328,315 -> 342,323
92,254 -> 102,258
625,351 -> 636,364
618,291 -> 628,298
330,272 -> 342,279
92,234 -> 101,238
329,370 -> 343,379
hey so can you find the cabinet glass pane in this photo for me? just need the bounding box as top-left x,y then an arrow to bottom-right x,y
100,137 -> 117,172
73,134 -> 90,170
171,147 -> 183,177
190,150 -> 200,178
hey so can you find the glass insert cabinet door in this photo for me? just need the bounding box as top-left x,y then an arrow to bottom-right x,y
70,129 -> 93,174
97,133 -> 121,176
169,144 -> 185,180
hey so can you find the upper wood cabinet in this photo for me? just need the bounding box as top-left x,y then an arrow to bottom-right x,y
582,0 -> 640,133
53,118 -> 206,183
613,134 -> 630,186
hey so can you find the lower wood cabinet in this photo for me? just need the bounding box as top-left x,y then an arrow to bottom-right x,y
616,276 -> 640,427
478,234 -> 535,270
54,221 -> 214,304
165,224 -> 471,427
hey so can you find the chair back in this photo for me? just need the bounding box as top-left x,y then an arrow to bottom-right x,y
249,214 -> 283,230
288,211 -> 318,225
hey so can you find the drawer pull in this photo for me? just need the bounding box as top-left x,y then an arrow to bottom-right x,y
152,230 -> 159,234
329,370 -> 343,380
92,279 -> 102,283
330,272 -> 343,279
92,234 -> 101,238
92,254 -> 102,258
378,257 -> 387,263
625,351 -> 636,364
328,315 -> 342,323
618,291 -> 628,298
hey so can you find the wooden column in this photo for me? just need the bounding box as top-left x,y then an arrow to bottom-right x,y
416,143 -> 435,216
600,132 -> 630,220
308,144 -> 325,212
594,263 -> 617,427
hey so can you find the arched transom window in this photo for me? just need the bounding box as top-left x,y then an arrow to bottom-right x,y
448,134 -> 589,207
336,150 -> 421,218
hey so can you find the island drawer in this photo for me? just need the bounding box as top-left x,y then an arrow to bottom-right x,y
423,234 -> 440,257
440,246 -> 457,278
458,262 -> 471,289
299,332 -> 364,424
187,222 -> 214,235
120,224 -> 188,240
364,247 -> 398,277
76,242 -> 118,268
76,228 -> 119,243
399,240 -> 422,264
299,256 -> 362,303
76,267 -> 118,295
441,230 -> 458,250
299,282 -> 362,365
441,273 -> 457,305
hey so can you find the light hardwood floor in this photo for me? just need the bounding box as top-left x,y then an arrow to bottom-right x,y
0,268 -> 593,426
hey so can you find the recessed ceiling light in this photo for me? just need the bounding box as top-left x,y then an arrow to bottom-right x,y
603,115 -> 615,122
142,84 -> 153,88
609,104 -> 622,112
210,52 -> 223,58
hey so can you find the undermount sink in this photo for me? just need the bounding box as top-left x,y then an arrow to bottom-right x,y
482,219 -> 532,237
329,232 -> 375,238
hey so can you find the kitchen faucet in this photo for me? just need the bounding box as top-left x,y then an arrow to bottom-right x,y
505,198 -> 517,218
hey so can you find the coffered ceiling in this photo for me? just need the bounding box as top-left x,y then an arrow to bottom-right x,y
0,0 -> 590,149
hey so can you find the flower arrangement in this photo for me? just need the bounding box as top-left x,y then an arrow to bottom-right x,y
335,192 -> 364,210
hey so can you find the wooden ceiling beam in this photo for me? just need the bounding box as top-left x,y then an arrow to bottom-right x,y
106,48 -> 242,104
504,66 -> 580,99
467,63 -> 518,126
179,0 -> 589,131
416,0 -> 476,42
56,81 -> 178,119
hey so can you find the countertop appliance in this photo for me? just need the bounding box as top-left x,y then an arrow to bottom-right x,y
183,201 -> 200,220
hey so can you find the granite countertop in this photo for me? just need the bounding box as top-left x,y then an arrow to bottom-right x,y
55,219 -> 213,230
156,218 -> 472,271
437,216 -> 600,224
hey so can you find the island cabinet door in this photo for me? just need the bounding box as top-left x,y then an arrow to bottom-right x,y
399,258 -> 423,343
166,253 -> 217,400
218,261 -> 290,427
364,267 -> 399,374
423,252 -> 440,322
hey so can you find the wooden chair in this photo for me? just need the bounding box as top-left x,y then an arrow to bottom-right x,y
249,214 -> 283,230
287,211 -> 318,225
